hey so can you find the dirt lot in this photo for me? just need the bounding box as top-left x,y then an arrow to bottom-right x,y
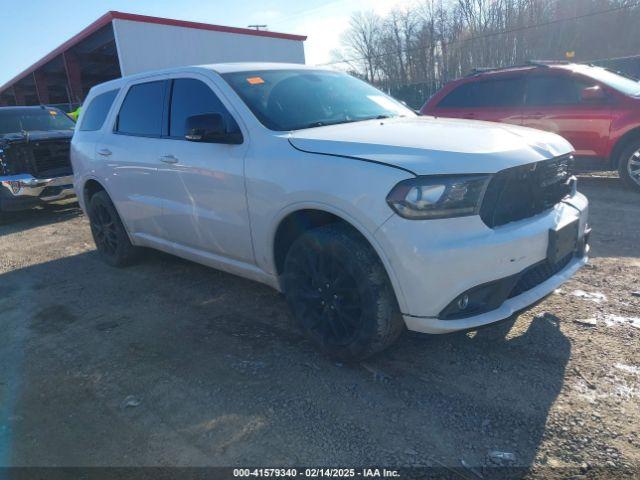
0,176 -> 638,478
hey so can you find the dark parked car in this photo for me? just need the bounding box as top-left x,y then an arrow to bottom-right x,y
0,106 -> 75,212
421,61 -> 640,192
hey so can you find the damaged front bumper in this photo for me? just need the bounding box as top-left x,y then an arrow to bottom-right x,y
0,173 -> 75,211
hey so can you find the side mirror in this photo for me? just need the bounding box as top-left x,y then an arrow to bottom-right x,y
184,113 -> 243,144
581,86 -> 606,102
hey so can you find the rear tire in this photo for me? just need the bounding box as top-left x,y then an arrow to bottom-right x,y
282,224 -> 404,361
87,191 -> 140,267
618,140 -> 640,192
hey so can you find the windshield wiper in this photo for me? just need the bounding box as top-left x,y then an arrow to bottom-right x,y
297,115 -> 402,130
299,119 -> 358,129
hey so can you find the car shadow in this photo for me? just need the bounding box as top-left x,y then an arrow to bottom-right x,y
1,248 -> 570,473
382,313 -> 570,476
0,201 -> 82,235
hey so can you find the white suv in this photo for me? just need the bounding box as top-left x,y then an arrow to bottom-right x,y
71,63 -> 589,360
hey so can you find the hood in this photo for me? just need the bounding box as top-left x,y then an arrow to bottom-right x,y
288,117 -> 573,175
0,129 -> 73,145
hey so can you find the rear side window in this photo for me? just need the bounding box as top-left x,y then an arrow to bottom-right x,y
525,76 -> 593,106
438,78 -> 524,108
169,78 -> 238,137
116,81 -> 165,136
79,89 -> 119,131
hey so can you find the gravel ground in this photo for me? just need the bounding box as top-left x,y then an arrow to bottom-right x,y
0,176 -> 638,478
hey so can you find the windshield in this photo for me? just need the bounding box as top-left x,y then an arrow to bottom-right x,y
0,108 -> 75,135
222,69 -> 415,131
573,65 -> 640,96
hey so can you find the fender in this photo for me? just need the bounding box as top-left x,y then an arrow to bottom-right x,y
267,200 -> 409,313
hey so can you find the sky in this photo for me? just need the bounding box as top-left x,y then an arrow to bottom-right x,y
0,0 -> 416,86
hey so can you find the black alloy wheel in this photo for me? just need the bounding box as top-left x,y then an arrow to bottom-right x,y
283,224 -> 404,361
88,190 -> 140,267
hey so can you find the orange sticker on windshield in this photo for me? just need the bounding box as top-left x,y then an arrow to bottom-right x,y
247,76 -> 265,85
49,110 -> 58,115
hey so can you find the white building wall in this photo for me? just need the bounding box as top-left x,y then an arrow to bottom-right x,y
113,19 -> 305,76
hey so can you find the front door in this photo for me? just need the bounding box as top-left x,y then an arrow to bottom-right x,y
155,76 -> 254,263
522,73 -> 612,157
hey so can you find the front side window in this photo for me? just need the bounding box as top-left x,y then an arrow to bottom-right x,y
169,78 -> 238,137
438,78 -> 524,108
571,65 -> 640,97
80,89 -> 119,132
116,81 -> 165,136
222,69 -> 414,131
0,108 -> 75,134
525,76 -> 593,106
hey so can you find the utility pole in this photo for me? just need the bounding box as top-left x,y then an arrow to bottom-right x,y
248,24 -> 268,31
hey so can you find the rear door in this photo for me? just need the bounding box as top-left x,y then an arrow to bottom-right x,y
154,75 -> 254,263
428,76 -> 524,125
97,78 -> 168,238
522,72 -> 612,156
72,88 -> 120,190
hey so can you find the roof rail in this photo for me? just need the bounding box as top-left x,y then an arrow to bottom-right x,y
465,60 -> 572,76
465,66 -> 512,77
526,60 -> 570,67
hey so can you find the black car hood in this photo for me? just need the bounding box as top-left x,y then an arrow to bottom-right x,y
0,130 -> 73,145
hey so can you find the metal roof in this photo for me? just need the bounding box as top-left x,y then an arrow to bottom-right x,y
0,11 -> 307,93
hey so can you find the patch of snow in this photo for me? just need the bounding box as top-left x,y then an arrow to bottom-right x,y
571,289 -> 607,303
615,363 -> 640,375
602,314 -> 640,329
573,317 -> 597,326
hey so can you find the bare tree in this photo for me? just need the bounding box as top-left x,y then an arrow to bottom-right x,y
341,11 -> 383,83
338,0 -> 640,107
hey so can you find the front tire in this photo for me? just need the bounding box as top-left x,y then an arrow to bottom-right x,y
282,224 -> 404,361
618,140 -> 640,192
87,191 -> 140,267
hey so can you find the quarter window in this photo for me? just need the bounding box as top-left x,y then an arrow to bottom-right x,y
79,89 -> 119,131
116,81 -> 165,136
169,78 -> 238,137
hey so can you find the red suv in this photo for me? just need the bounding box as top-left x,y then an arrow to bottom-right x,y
420,62 -> 640,192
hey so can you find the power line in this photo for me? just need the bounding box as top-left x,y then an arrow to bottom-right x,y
317,1 -> 640,68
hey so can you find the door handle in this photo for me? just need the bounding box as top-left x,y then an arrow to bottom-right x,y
160,155 -> 179,164
97,148 -> 112,156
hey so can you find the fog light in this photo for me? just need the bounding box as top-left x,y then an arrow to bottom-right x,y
457,294 -> 469,310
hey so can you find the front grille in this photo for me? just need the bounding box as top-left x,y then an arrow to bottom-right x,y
480,155 -> 573,228
508,253 -> 574,299
31,140 -> 71,177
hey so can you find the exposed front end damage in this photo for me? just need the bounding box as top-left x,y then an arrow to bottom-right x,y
0,130 -> 75,211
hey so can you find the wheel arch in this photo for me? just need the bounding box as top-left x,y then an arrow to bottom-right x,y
82,178 -> 106,206
80,177 -> 137,242
610,126 -> 640,168
270,205 -> 408,313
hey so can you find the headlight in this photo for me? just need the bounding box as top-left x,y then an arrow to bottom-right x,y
386,174 -> 491,219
